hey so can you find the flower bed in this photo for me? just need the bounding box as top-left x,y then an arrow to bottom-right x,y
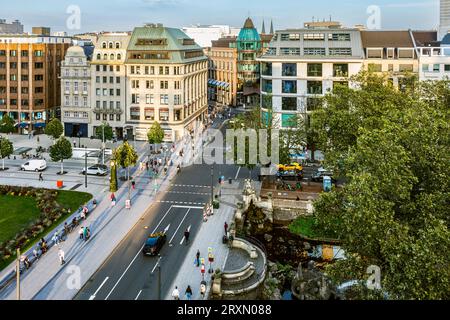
0,185 -> 74,263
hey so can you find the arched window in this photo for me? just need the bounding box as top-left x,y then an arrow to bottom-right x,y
110,54 -> 115,60
115,42 -> 120,49
97,53 -> 101,60
102,42 -> 107,49
117,53 -> 122,60
103,54 -> 108,60
108,42 -> 113,49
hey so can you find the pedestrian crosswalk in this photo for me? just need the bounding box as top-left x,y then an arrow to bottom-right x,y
164,190 -> 209,196
156,200 -> 206,206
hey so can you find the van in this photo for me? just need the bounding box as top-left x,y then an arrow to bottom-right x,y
21,159 -> 47,172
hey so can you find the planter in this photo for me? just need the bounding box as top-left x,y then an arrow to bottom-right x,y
212,277 -> 222,296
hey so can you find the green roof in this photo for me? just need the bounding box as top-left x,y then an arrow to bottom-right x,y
126,25 -> 206,64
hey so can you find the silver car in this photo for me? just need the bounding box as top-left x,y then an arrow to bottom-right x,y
82,164 -> 108,176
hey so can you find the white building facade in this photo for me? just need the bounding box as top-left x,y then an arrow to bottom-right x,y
258,28 -> 364,128
90,33 -> 131,140
182,25 -> 240,48
61,46 -> 92,138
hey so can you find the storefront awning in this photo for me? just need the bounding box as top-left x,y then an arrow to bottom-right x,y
33,122 -> 46,128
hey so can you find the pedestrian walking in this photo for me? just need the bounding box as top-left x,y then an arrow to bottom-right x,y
64,222 -> 70,236
79,227 -> 84,240
37,136 -> 40,143
80,209 -> 86,220
185,285 -> 193,300
200,282 -> 206,299
184,229 -> 190,245
85,227 -> 91,240
171,286 -> 180,300
33,247 -> 39,260
196,250 -> 200,267
224,222 -> 228,236
83,226 -> 88,240
58,248 -> 65,265
38,172 -> 43,181
52,231 -> 60,245
132,180 -> 136,190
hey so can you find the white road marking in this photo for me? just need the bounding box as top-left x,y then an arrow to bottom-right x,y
172,205 -> 204,210
89,277 -> 109,300
104,206 -> 174,300
151,257 -> 162,274
180,225 -> 192,245
235,167 -> 241,180
135,290 -> 142,300
169,209 -> 191,244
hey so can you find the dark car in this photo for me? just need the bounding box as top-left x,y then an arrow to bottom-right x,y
311,168 -> 336,182
142,233 -> 166,256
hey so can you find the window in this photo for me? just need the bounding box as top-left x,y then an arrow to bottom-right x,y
22,87 -> 29,94
103,89 -> 108,96
282,80 -> 297,94
132,94 -> 140,104
116,89 -> 121,96
132,80 -> 140,89
110,89 -> 114,96
110,54 -> 115,60
10,50 -> 17,57
307,81 -> 323,94
74,96 -> 79,107
328,33 -> 351,41
10,74 -> 17,81
130,107 -> 140,120
74,81 -> 79,92
83,97 -> 87,107
329,48 -> 352,56
282,63 -> 297,77
174,81 -> 180,90
116,101 -> 121,109
307,63 -> 322,77
333,64 -> 348,77
116,77 -> 120,83
304,48 -> 326,56
0,50 -> 5,56
103,114 -> 107,121
97,53 -> 101,60
422,64 -> 429,72
144,108 -> 155,120
367,49 -> 382,59
116,42 -> 120,49
35,62 -> 43,69
10,99 -> 17,106
261,62 -> 272,76
21,50 -> 28,57
96,76 -> 100,83
281,114 -> 296,128
165,66 -> 169,75
96,114 -> 101,120
10,62 -> 17,69
303,33 -> 325,41
433,64 -> 440,72
110,76 -> 114,84
102,42 -> 107,49
160,94 -> 169,105
96,65 -> 100,72
116,114 -> 121,121
150,66 -> 155,75
281,33 -> 300,41
159,66 -> 164,74
262,95 -> 272,109
159,109 -> 169,121
445,65 -> 450,72
280,48 -> 300,55
145,94 -> 154,104
110,114 -> 114,121
174,109 -> 182,121
387,48 -> 395,59
262,79 -> 272,93
388,64 -> 394,72
333,81 -> 348,91
160,81 -> 168,89
103,65 -> 107,72
281,97 -> 297,111
10,87 -> 17,93
174,94 -> 181,105
116,66 -> 120,72
266,48 -> 276,55
398,49 -> 414,59
96,89 -> 101,96
83,112 -> 88,118
96,101 -> 101,108
21,62 -> 28,69
146,80 -> 154,89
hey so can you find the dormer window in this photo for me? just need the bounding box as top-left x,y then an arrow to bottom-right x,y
109,42 -> 113,49
115,42 -> 120,48
136,38 -> 167,46
102,42 -> 107,49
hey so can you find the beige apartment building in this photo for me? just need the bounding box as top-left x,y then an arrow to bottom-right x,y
125,23 -> 208,142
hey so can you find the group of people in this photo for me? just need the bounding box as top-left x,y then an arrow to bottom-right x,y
171,283 -> 206,300
79,226 -> 91,241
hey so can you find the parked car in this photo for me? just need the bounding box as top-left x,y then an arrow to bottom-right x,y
82,164 -> 108,176
311,167 -> 335,182
21,159 -> 47,172
143,232 -> 167,256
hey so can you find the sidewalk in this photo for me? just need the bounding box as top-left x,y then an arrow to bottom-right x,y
164,181 -> 242,301
0,137 -> 189,300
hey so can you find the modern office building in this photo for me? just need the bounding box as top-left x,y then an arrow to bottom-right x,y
440,0 -> 450,39
182,25 -> 240,48
61,45 -> 94,138
124,23 -> 208,142
0,19 -> 24,34
0,33 -> 71,133
258,27 -> 364,128
90,32 -> 131,140
414,30 -> 450,81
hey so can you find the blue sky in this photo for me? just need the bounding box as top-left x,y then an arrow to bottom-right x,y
2,0 -> 440,34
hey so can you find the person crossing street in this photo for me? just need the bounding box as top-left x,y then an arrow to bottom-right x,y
58,248 -> 65,265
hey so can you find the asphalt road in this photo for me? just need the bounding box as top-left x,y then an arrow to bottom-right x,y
73,161 -> 255,300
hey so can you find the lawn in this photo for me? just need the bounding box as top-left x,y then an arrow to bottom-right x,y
0,189 -> 92,271
288,216 -> 338,241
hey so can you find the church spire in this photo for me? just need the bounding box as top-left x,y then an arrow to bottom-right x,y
262,20 -> 266,34
270,19 -> 274,34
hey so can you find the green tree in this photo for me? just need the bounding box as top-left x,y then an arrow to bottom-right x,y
114,141 -> 138,200
147,121 -> 165,152
95,122 -> 114,141
279,114 -> 307,165
0,137 -> 13,170
0,114 -> 15,134
49,137 -> 73,174
311,72 -> 450,299
45,118 -> 64,141
110,150 -> 119,192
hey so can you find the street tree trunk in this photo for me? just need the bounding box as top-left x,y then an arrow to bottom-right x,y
127,166 -> 131,200
61,160 -> 64,174
2,158 -> 4,170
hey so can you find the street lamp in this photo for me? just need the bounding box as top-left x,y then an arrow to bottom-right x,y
77,131 -> 82,148
101,124 -> 105,165
84,146 -> 88,188
210,164 -> 214,205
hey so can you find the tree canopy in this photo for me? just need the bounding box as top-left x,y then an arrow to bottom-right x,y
311,72 -> 450,299
0,137 -> 13,170
95,122 -> 114,141
0,115 -> 15,134
147,121 -> 165,145
45,118 -> 64,140
49,137 -> 73,174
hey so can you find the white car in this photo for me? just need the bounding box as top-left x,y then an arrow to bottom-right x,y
21,159 -> 47,172
82,164 -> 108,176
